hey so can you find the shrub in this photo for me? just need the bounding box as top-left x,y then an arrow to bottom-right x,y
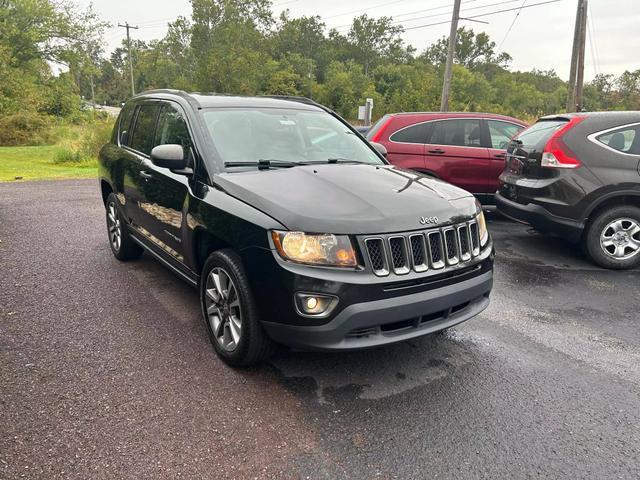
52,118 -> 114,164
0,112 -> 53,146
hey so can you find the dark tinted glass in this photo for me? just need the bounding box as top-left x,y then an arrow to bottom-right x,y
118,104 -> 136,146
516,120 -> 565,148
130,104 -> 160,155
155,105 -> 192,152
366,114 -> 390,140
487,120 -> 524,149
596,125 -> 640,154
389,123 -> 429,144
429,119 -> 482,147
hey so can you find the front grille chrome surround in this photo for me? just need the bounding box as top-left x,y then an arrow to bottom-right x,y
362,219 -> 484,277
408,234 -> 428,272
388,236 -> 410,275
364,237 -> 389,276
443,227 -> 459,266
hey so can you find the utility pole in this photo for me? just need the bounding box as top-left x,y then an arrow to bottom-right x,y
118,22 -> 139,96
574,0 -> 588,111
440,0 -> 462,112
566,0 -> 587,112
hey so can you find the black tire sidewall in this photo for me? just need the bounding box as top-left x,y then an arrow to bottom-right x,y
105,193 -> 142,261
586,206 -> 640,270
199,249 -> 271,367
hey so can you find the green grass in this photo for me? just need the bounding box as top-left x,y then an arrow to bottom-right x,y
0,145 -> 98,182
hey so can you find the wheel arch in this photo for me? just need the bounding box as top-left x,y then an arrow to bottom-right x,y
100,179 -> 114,206
193,228 -> 233,275
583,192 -> 640,225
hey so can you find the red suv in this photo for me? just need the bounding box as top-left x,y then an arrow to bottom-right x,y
366,112 -> 527,203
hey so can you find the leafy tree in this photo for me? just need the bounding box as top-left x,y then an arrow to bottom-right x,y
347,14 -> 409,75
421,27 -> 511,71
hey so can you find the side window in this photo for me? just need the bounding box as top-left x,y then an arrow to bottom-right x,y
118,104 -> 136,146
487,120 -> 524,149
129,104 -> 161,155
596,125 -> 640,154
389,123 -> 429,144
155,104 -> 193,154
429,119 -> 482,147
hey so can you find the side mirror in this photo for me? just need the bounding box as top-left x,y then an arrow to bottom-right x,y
370,141 -> 387,158
150,144 -> 188,170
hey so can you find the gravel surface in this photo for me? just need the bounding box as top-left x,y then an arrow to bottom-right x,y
1,179 -> 639,479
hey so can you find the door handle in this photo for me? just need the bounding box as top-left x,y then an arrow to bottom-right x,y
428,149 -> 445,154
139,170 -> 153,179
493,153 -> 506,159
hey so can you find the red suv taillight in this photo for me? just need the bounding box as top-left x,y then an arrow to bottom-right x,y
541,116 -> 586,169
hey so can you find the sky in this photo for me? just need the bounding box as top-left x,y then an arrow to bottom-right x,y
83,0 -> 640,81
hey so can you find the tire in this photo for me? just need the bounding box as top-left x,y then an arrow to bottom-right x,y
200,249 -> 275,367
584,205 -> 640,270
105,193 -> 143,261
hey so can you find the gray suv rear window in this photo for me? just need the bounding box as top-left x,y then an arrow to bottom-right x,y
516,120 -> 566,148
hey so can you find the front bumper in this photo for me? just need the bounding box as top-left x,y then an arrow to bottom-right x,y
495,192 -> 584,242
261,269 -> 493,350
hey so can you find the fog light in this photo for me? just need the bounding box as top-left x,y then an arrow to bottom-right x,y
295,293 -> 338,318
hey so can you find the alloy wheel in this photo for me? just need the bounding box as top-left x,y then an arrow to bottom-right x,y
600,217 -> 640,260
107,201 -> 122,252
204,267 -> 242,351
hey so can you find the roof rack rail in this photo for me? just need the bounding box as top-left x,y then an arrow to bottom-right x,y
260,95 -> 324,108
133,89 -> 202,108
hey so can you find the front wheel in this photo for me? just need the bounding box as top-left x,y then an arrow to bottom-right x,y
105,193 -> 143,261
584,206 -> 640,270
200,249 -> 275,367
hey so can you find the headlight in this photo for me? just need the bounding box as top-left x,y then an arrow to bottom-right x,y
271,231 -> 357,267
476,210 -> 489,247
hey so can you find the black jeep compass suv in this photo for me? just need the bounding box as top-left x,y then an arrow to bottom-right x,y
99,90 -> 494,366
497,111 -> 640,270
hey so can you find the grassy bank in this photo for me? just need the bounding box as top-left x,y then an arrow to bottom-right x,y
0,146 -> 98,182
0,116 -> 112,182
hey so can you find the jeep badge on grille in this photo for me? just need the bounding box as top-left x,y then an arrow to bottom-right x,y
420,216 -> 439,225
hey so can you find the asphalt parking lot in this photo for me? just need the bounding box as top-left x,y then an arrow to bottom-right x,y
1,179 -> 639,479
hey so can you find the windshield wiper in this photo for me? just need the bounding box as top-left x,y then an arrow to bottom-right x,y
326,158 -> 369,164
224,159 -> 306,170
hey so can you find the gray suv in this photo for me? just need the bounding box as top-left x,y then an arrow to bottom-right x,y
497,111 -> 640,269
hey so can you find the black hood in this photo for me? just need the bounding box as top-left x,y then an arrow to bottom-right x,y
215,164 -> 477,234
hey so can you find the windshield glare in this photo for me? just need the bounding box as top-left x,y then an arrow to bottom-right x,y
202,108 -> 383,166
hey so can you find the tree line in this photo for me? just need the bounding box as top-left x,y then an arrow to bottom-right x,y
1,0 -> 639,144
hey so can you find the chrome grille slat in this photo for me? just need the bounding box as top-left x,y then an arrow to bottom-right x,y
443,228 -> 459,265
365,238 -> 389,276
427,231 -> 445,269
388,236 -> 410,275
363,220 -> 483,277
409,234 -> 428,272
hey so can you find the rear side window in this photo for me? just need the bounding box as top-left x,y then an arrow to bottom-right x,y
366,115 -> 391,140
488,120 -> 524,149
129,104 -> 161,155
516,120 -> 566,148
118,104 -> 136,146
389,123 -> 429,144
595,125 -> 640,154
429,119 -> 482,147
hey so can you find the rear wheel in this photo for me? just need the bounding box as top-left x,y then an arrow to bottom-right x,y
200,249 -> 275,367
105,193 -> 143,261
585,206 -> 640,270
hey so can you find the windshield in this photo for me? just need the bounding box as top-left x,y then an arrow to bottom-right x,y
202,108 -> 383,166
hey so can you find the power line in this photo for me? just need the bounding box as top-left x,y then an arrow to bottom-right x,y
332,0 -> 536,32
323,0 -> 415,20
402,0 -> 561,31
586,1 -> 600,76
498,0 -> 526,49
